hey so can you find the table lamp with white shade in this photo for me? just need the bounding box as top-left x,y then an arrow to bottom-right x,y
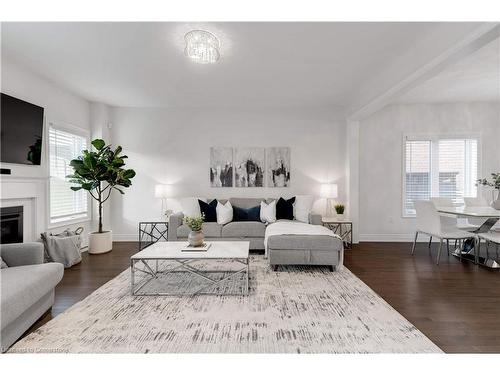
154,184 -> 172,219
320,183 -> 338,218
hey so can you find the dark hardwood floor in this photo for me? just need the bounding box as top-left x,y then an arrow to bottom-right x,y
345,242 -> 500,353
26,241 -> 500,353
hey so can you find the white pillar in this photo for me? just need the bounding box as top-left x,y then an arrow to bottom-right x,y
346,121 -> 360,244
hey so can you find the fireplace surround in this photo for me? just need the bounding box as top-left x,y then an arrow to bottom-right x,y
1,206 -> 23,244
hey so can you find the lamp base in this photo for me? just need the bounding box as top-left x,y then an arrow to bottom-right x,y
326,198 -> 336,217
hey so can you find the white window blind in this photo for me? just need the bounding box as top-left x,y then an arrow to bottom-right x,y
404,140 -> 431,216
49,126 -> 89,223
403,136 -> 478,216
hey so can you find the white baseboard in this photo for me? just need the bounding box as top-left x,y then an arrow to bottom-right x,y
114,232 -> 415,243
359,233 -> 483,242
359,234 -> 416,242
359,233 -> 442,242
114,233 -> 422,243
113,233 -> 477,243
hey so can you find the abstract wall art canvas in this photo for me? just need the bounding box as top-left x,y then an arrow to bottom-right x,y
210,147 -> 233,187
234,147 -> 265,187
267,147 -> 291,187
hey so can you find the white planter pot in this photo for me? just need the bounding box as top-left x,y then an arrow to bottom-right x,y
188,230 -> 205,247
88,230 -> 113,254
493,199 -> 500,210
492,190 -> 500,210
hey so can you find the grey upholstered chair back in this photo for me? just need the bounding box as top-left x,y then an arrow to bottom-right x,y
430,197 -> 454,207
414,200 -> 442,235
464,196 -> 488,207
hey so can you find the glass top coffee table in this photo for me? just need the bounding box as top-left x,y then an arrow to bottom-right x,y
130,241 -> 250,296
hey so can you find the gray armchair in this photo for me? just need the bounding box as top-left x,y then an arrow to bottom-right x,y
0,242 -> 64,352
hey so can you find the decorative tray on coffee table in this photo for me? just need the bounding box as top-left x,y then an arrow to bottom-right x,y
181,242 -> 211,252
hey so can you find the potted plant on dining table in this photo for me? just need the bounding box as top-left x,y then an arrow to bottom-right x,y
477,173 -> 500,210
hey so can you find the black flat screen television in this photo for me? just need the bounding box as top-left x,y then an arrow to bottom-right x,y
1,93 -> 44,165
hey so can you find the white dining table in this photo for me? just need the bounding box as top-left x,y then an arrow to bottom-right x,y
437,206 -> 500,268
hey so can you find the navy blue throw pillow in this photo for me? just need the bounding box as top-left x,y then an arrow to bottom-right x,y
276,197 -> 295,220
246,206 -> 261,221
198,199 -> 217,222
233,206 -> 261,221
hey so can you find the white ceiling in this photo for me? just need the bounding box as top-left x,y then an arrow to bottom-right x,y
396,38 -> 500,103
1,22 -> 492,108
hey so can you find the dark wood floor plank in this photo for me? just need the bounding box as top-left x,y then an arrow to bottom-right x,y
22,241 -> 500,353
344,242 -> 500,353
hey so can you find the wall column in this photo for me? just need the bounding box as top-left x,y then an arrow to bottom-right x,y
346,121 -> 360,243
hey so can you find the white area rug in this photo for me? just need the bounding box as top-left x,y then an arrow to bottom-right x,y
10,256 -> 442,353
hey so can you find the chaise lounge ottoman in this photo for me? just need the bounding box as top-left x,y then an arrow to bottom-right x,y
265,221 -> 344,271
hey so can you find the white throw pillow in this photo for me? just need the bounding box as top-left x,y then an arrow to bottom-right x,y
294,195 -> 314,223
260,200 -> 276,224
216,201 -> 233,225
180,197 -> 206,217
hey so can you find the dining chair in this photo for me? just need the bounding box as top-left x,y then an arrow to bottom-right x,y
412,200 -> 473,264
430,197 -> 479,232
464,196 -> 488,207
464,196 -> 491,229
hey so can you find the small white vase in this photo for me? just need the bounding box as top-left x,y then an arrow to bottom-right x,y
336,214 -> 345,221
490,189 -> 500,210
88,230 -> 113,254
492,190 -> 500,210
188,230 -> 204,247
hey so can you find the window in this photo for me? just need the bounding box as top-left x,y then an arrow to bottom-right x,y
49,126 -> 89,224
403,135 -> 478,216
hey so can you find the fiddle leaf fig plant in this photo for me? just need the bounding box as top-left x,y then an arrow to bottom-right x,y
67,139 -> 136,233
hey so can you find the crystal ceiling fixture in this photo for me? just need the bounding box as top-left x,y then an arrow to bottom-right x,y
184,30 -> 220,64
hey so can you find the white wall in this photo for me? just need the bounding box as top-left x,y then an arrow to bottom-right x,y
0,58 -> 92,241
358,103 -> 500,241
109,106 -> 347,240
89,102 -> 112,231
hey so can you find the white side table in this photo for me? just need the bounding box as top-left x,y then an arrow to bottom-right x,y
322,217 -> 353,249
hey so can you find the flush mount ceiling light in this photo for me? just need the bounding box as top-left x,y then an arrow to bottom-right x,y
184,30 -> 220,64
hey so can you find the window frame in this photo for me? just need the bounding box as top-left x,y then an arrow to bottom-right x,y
401,132 -> 481,218
47,121 -> 91,227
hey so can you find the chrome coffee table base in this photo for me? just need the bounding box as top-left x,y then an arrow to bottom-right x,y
131,258 -> 250,296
